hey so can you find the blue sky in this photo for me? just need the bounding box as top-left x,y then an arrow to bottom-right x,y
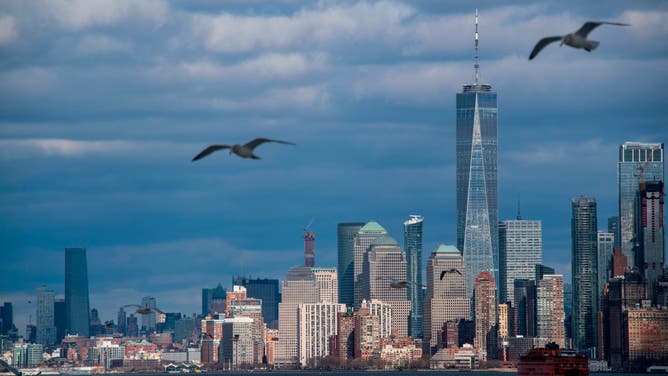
1,0 -> 666,334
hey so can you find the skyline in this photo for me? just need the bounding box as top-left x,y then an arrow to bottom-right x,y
1,0 -> 666,335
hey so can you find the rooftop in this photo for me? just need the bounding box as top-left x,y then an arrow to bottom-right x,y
359,220 -> 387,234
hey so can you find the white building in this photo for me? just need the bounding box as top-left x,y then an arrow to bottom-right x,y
297,303 -> 345,366
221,317 -> 254,368
312,267 -> 338,303
499,219 -> 542,305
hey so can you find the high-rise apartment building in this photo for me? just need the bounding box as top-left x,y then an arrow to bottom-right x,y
276,266 -> 319,367
456,12 -> 498,298
597,231 -> 615,307
337,222 -> 365,308
474,271 -> 497,361
423,245 -> 469,355
637,181 -> 665,301
571,196 -> 598,353
229,298 -> 264,364
297,303 -> 345,366
536,275 -> 565,348
403,215 -> 424,339
234,277 -> 280,329
36,285 -> 56,346
225,286 -> 247,317
312,267 -> 338,303
334,311 -> 355,361
65,247 -> 90,337
221,317 -> 254,368
141,296 -> 157,333
360,235 -> 411,338
353,221 -> 388,307
499,219 -> 542,305
618,142 -> 664,268
354,306 -> 382,360
498,302 -> 514,339
200,316 -> 224,363
360,299 -> 393,339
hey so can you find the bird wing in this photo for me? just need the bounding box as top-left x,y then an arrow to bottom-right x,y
192,145 -> 231,161
575,21 -> 629,38
440,270 -> 446,280
529,36 -> 562,60
244,138 -> 296,150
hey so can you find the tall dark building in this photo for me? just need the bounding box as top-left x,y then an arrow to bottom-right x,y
54,298 -> 66,342
337,222 -> 365,307
404,215 -> 423,338
304,231 -> 315,268
456,11 -> 498,297
571,197 -> 598,354
126,314 -> 138,337
637,181 -> 665,301
65,247 -> 90,337
234,277 -> 280,329
535,264 -> 555,282
607,216 -> 620,248
117,307 -> 127,336
513,279 -> 537,337
1,302 -> 14,335
201,283 -> 226,317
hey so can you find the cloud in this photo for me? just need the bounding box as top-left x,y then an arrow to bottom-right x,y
74,34 -> 132,55
42,0 -> 168,31
0,15 -> 17,45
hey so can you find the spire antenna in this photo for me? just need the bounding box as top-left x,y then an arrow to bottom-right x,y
517,197 -> 522,220
474,8 -> 480,85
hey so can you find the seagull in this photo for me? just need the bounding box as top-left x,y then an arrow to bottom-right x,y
440,268 -> 462,280
123,304 -> 164,315
192,138 -> 295,161
377,276 -> 425,289
529,21 -> 629,60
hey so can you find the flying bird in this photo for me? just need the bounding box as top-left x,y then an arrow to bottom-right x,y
529,21 -> 629,60
377,276 -> 425,289
440,268 -> 462,280
192,138 -> 295,161
122,304 -> 164,315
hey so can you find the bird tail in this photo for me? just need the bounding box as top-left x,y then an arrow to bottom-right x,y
584,40 -> 599,52
251,155 -> 261,160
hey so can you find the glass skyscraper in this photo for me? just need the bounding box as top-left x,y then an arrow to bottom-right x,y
65,247 -> 90,337
337,222 -> 365,307
618,142 -> 664,268
456,14 -> 498,297
571,197 -> 598,353
499,219 -> 542,305
36,285 -> 56,346
403,215 -> 423,338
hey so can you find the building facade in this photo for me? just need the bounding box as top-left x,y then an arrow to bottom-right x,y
276,266 -> 319,367
337,222 -> 366,308
499,219 -> 542,305
221,317 -> 254,368
423,245 -> 470,355
297,303 -> 345,366
618,142 -> 664,268
312,267 -> 338,303
202,283 -> 227,317
597,231 -> 615,310
474,271 -> 497,361
65,247 -> 90,337
637,181 -> 665,301
234,277 -> 280,329
36,285 -> 56,346
360,235 -> 411,338
403,215 -> 424,339
571,196 -> 598,353
353,221 -> 388,307
141,296 -> 157,333
536,274 -> 565,347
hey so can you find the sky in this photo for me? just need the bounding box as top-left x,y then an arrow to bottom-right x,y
1,0 -> 666,335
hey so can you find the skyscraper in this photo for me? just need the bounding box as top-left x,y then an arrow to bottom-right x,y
535,264 -> 555,282
297,303 -> 345,366
304,230 -> 315,268
457,11 -> 498,297
0,302 -> 13,335
276,266 -> 319,366
618,142 -> 664,268
117,307 -> 127,336
234,277 -> 280,329
312,267 -> 338,303
571,196 -> 598,353
499,218 -> 542,305
536,274 -> 565,348
473,271 -> 497,361
337,222 -> 365,307
54,298 -> 65,342
403,215 -> 423,338
141,296 -> 157,333
353,221 -> 388,306
607,216 -> 620,248
637,180 -> 665,300
423,245 -> 469,355
65,247 -> 90,337
202,283 -> 227,317
597,231 -> 615,307
361,235 -> 411,338
36,286 -> 56,346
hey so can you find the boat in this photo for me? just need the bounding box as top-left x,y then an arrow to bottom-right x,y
517,343 -> 589,376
